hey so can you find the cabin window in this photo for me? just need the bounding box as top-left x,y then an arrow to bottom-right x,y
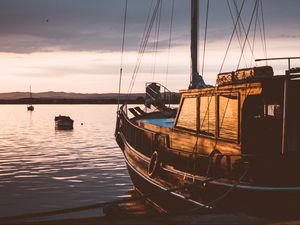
265,104 -> 282,119
176,97 -> 197,131
219,94 -> 239,140
199,96 -> 216,136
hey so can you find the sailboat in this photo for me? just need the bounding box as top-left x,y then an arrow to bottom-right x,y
27,86 -> 34,111
115,0 -> 300,212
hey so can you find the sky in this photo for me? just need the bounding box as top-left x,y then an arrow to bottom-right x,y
0,0 -> 300,93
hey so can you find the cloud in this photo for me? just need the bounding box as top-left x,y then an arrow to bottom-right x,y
0,0 -> 129,53
0,0 -> 230,53
0,0 -> 299,55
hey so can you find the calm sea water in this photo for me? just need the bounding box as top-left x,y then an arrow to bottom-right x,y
0,104 -> 132,218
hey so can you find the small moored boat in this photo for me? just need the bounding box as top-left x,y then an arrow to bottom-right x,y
55,115 -> 74,130
27,105 -> 34,111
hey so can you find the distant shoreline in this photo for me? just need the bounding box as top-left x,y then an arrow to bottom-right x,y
0,98 -> 180,105
0,91 -> 181,104
0,98 -> 144,104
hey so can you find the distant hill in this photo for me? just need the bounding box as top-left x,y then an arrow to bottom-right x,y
0,92 -> 147,104
0,92 -> 144,100
0,91 -> 180,104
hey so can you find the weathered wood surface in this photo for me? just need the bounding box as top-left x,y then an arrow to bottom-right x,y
179,82 -> 262,94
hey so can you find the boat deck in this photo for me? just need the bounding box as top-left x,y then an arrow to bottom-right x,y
138,118 -> 174,129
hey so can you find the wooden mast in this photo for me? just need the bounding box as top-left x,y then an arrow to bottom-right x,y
190,0 -> 199,87
30,85 -> 32,99
190,0 -> 206,89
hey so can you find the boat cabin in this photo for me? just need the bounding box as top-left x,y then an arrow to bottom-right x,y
175,68 -> 300,157
130,65 -> 300,172
176,79 -> 273,155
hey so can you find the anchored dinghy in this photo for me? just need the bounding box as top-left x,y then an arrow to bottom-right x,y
55,115 -> 74,130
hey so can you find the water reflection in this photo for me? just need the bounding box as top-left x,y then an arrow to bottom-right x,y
176,97 -> 197,130
219,94 -> 238,140
103,189 -> 158,217
0,105 -> 132,218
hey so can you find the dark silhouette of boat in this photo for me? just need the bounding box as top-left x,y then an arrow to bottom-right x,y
27,85 -> 34,111
27,105 -> 34,111
115,0 -> 300,213
55,115 -> 74,130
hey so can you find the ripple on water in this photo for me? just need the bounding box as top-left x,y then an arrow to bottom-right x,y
0,105 -> 132,217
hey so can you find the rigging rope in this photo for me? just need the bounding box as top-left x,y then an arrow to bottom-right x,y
219,0 -> 245,73
201,0 -> 210,76
235,1 -> 243,46
250,0 -> 260,66
232,0 -> 259,68
152,0 -> 163,81
128,0 -> 161,93
230,0 -> 266,68
127,0 -> 155,93
128,0 -> 155,93
260,0 -> 268,62
117,0 -> 128,110
227,0 -> 248,67
165,0 -> 175,87
236,0 -> 259,70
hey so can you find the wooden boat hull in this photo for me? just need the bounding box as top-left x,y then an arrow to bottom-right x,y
118,131 -> 300,213
55,121 -> 73,130
121,136 -> 208,212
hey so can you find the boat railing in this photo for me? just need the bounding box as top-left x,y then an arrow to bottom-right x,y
118,104 -> 156,157
118,104 -> 259,179
119,104 -> 257,160
256,57 -> 300,75
120,104 -> 128,116
145,82 -> 179,109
